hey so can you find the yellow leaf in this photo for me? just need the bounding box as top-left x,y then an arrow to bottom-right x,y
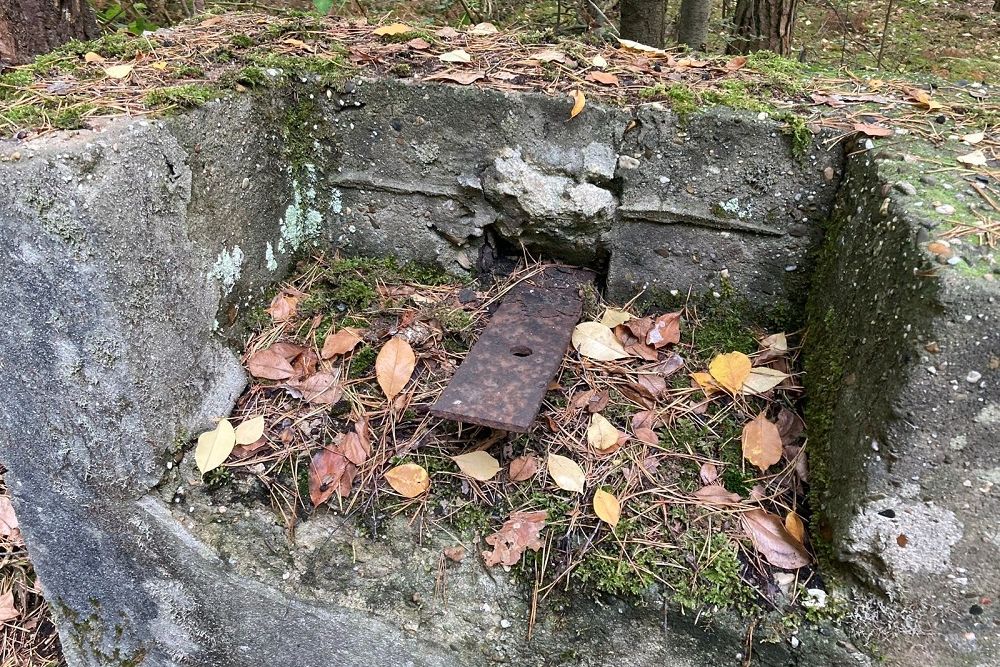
104,64 -> 134,79
617,38 -> 667,56
569,89 -> 585,119
906,87 -> 942,111
708,351 -> 752,393
451,451 -> 501,481
587,413 -> 619,452
593,489 -> 621,527
599,308 -> 632,328
375,337 -> 416,400
740,367 -> 790,395
234,415 -> 265,445
438,48 -> 471,63
691,371 -> 719,394
592,54 -> 608,69
374,23 -> 413,36
150,61 -> 168,71
84,51 -> 105,64
195,419 -> 236,474
571,322 -> 629,361
384,462 -> 430,497
785,511 -> 806,544
547,453 -> 585,493
741,412 -> 783,473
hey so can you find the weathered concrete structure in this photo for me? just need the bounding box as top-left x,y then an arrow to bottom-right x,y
0,77 -> 996,666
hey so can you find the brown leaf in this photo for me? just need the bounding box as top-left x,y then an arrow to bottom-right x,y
586,71 -> 619,86
309,448 -> 348,507
341,432 -> 369,466
785,512 -> 807,544
269,341 -> 308,362
742,509 -> 811,569
646,312 -> 681,348
569,89 -> 585,119
424,70 -> 485,85
742,412 -> 783,472
482,510 -> 547,567
406,37 -> 431,50
384,462 -> 430,497
246,347 -> 296,380
636,373 -> 666,399
266,290 -> 300,321
593,489 -> 621,526
376,337 -> 416,400
632,410 -> 655,432
699,462 -> 719,485
776,407 -> 805,446
291,347 -> 320,378
443,546 -> 466,562
291,371 -> 343,405
0,591 -> 18,622
634,427 -> 658,445
724,55 -> 747,71
0,496 -> 22,546
854,123 -> 893,138
322,327 -> 365,359
509,455 -> 539,482
693,484 -> 741,505
571,389 -> 610,413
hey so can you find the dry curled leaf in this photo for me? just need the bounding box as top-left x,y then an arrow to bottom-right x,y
309,447 -> 348,506
709,351 -> 752,393
0,496 -> 21,545
699,462 -> 719,485
741,367 -> 790,395
508,455 -> 539,482
646,312 -> 681,348
0,591 -> 18,622
246,347 -> 296,380
439,48 -> 471,63
547,453 -> 585,493
693,484 -> 741,506
291,371 -> 343,405
593,489 -> 621,527
586,71 -> 619,86
587,413 -> 619,452
742,412 -> 783,472
443,545 -> 466,562
854,123 -> 893,138
340,431 -> 369,466
451,451 -> 501,481
423,70 -> 485,85
725,55 -> 748,71
742,509 -> 811,569
483,510 -> 546,567
572,322 -> 629,361
234,415 -> 265,446
322,327 -> 364,359
384,462 -> 430,498
195,419 -> 236,474
785,511 -> 807,544
266,290 -> 300,321
569,89 -> 586,119
376,337 -> 416,400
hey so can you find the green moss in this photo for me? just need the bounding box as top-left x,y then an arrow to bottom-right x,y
51,104 -> 92,130
746,51 -> 809,94
231,34 -> 254,48
172,64 -> 206,79
639,83 -> 699,118
686,295 -> 758,357
773,111 -> 812,158
701,80 -> 773,114
204,466 -> 233,490
348,345 -> 377,379
670,533 -> 753,612
144,84 -> 217,109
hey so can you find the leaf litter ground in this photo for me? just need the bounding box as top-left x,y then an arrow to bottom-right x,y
206,253 -> 820,623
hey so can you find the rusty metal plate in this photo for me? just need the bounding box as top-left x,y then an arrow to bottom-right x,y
431,266 -> 594,432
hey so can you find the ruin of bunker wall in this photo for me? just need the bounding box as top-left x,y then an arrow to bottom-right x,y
0,77 -> 995,666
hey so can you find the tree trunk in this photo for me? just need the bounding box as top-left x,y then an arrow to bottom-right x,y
994,0 -> 999,12
620,0 -> 667,48
0,0 -> 99,66
728,0 -> 798,55
677,0 -> 712,50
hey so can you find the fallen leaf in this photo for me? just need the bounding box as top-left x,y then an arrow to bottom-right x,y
322,327 -> 364,358
451,451 -> 501,481
776,407 -> 805,445
742,413 -> 783,472
406,37 -> 431,50
0,591 -> 18,622
592,54 -> 608,68
195,419 -> 236,474
384,462 -> 430,498
957,150 -> 988,167
632,410 -> 655,431
785,512 -> 806,544
634,427 -> 658,445
374,23 -> 413,36
439,48 -> 471,63
761,332 -> 788,354
587,414 -> 619,452
906,87 -> 942,111
693,484 -> 742,505
234,415 -> 265,445
84,51 -> 105,63
547,453 -> 585,493
569,89 -> 586,119
742,509 -> 811,569
593,489 -> 621,527
283,37 -> 310,50
617,38 -> 668,56
646,312 -> 681,348
435,26 -> 461,38
741,367 -> 791,395
423,70 -> 485,85
636,373 -> 666,398
586,71 -> 619,86
469,22 -> 498,35
150,61 -> 168,71
961,132 -> 985,145
600,308 -> 632,328
309,448 -> 348,506
652,353 -> 685,377
572,322 -> 629,361
291,371 -> 342,405
0,496 -> 20,545
725,55 -> 747,71
676,57 -> 708,67
247,347 -> 296,380
443,545 -> 466,562
854,123 -> 894,138
709,352 -> 752,393
482,510 -> 546,567
691,371 -> 719,394
340,431 -> 369,466
509,455 -> 539,482
376,337 -> 416,400
104,63 -> 134,79
533,49 -> 566,63
699,462 -> 719,485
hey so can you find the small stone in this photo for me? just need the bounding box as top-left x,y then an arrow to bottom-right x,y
617,155 -> 640,170
920,175 -> 938,186
823,166 -> 834,182
790,636 -> 800,649
947,256 -> 962,266
936,204 -> 956,215
785,265 -> 798,272
966,371 -> 982,384
500,619 -> 511,628
241,177 -> 250,190
894,181 -> 917,196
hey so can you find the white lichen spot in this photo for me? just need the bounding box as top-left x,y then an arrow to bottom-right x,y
266,242 -> 278,271
330,187 -> 343,215
208,245 -> 244,294
279,164 -> 324,253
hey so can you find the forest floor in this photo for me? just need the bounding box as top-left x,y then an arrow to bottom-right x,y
0,2 -> 998,665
